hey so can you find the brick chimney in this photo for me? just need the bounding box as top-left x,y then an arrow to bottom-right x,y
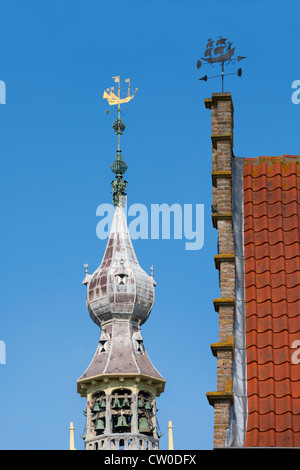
205,93 -> 235,448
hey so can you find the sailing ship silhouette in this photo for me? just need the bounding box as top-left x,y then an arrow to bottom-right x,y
197,37 -> 246,91
202,37 -> 235,64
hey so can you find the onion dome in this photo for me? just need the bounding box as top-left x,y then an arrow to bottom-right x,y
85,203 -> 156,328
78,77 -> 165,394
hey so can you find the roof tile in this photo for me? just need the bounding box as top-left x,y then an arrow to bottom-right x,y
243,156 -> 300,447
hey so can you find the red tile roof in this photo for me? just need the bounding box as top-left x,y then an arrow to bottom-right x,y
243,155 -> 300,447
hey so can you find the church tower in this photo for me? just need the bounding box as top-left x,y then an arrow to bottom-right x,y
77,77 -> 166,451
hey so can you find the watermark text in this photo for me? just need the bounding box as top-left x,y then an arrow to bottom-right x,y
291,80 -> 300,104
0,80 -> 6,104
0,340 -> 6,364
96,202 -> 204,251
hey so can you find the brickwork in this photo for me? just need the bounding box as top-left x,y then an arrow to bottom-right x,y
205,93 -> 235,448
211,401 -> 232,448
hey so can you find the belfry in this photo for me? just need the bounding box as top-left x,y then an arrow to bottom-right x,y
77,77 -> 166,451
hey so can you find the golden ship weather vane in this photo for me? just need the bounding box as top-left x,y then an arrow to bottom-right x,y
103,76 -> 138,107
102,76 -> 138,206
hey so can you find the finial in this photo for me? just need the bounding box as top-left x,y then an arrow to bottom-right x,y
196,37 -> 246,92
103,76 -> 137,207
168,420 -> 174,450
69,422 -> 76,450
150,266 -> 157,287
82,263 -> 92,286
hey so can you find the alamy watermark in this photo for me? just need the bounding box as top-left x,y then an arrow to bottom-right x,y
1,81 -> 7,361
0,80 -> 6,104
0,340 -> 6,364
96,202 -> 204,251
291,340 -> 300,364
291,80 -> 300,104
0,80 -> 7,362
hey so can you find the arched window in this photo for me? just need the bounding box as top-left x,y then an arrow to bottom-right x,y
91,392 -> 106,436
119,439 -> 125,450
111,389 -> 132,433
91,392 -> 106,412
138,391 -> 153,436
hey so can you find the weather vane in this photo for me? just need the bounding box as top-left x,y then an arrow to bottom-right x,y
103,76 -> 138,206
197,37 -> 246,92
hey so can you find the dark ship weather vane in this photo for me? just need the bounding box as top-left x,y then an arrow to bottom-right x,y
197,37 -> 246,91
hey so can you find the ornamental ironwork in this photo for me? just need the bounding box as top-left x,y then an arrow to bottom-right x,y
197,37 -> 246,91
103,76 -> 138,206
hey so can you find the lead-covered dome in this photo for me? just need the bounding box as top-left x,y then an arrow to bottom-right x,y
85,204 -> 156,327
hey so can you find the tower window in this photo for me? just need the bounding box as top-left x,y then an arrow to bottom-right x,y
99,340 -> 107,353
138,392 -> 153,436
111,389 -> 132,433
91,392 -> 106,412
119,439 -> 125,450
132,331 -> 145,354
114,259 -> 129,285
98,330 -> 110,353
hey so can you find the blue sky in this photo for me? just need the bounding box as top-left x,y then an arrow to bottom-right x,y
0,0 -> 299,450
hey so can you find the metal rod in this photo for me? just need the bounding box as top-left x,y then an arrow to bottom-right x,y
117,104 -> 121,157
117,80 -> 121,157
205,71 -> 240,80
222,61 -> 224,92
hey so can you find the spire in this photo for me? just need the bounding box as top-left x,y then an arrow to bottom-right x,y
78,203 -> 164,379
77,78 -> 165,451
69,422 -> 76,450
103,76 -> 138,206
82,263 -> 91,286
168,421 -> 174,450
110,109 -> 127,207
